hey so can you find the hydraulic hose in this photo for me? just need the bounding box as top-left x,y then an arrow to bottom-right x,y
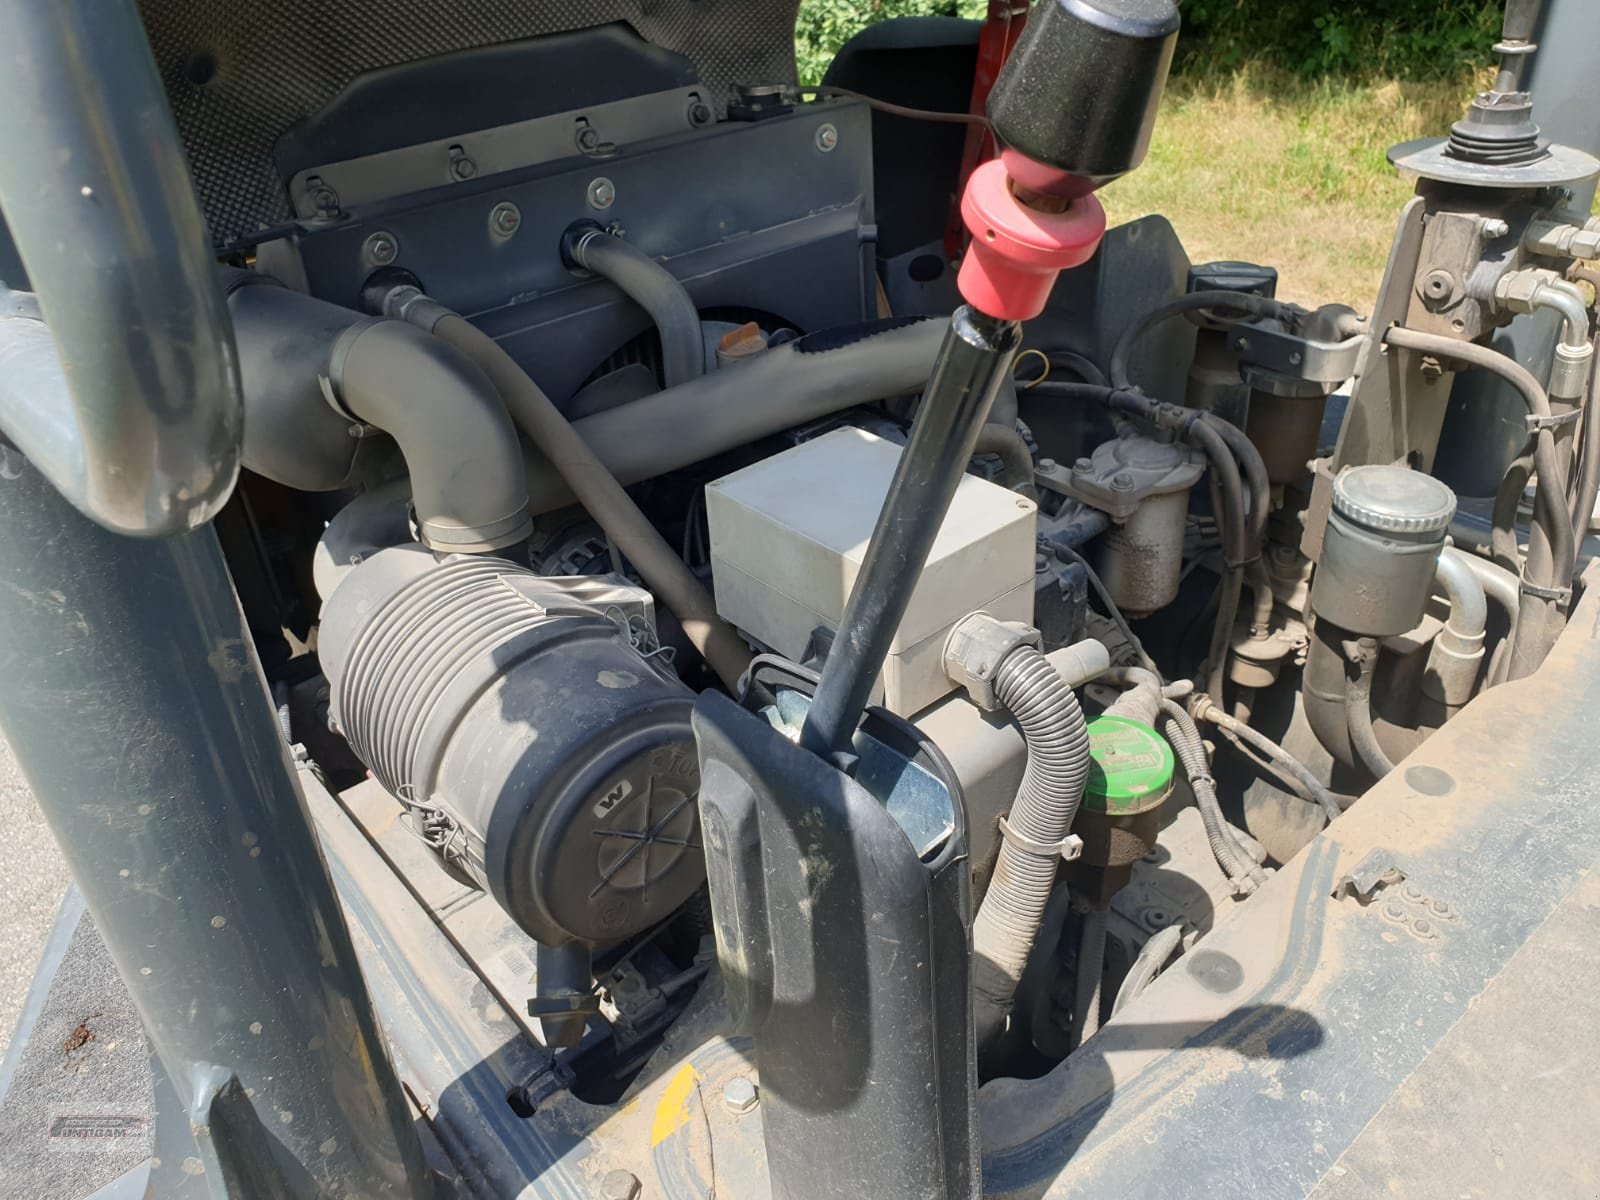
971,645 -> 1093,1050
565,226 -> 705,389
1423,547 -> 1489,712
420,307 -> 752,691
1190,694 -> 1341,824
1491,447 -> 1534,576
1159,700 -> 1262,894
1383,326 -> 1574,680
1069,906 -> 1108,1051
1344,638 -> 1396,779
974,422 -> 1038,496
1204,567 -> 1244,710
1108,290 -> 1293,392
1568,329 -> 1600,531
1111,923 -> 1183,1017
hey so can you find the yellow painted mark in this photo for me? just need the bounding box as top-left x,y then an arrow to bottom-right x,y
650,1064 -> 699,1146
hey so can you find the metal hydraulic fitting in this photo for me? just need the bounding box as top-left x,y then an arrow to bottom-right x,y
1494,269 -> 1595,400
1525,214 -> 1600,262
944,611 -> 1109,710
943,612 -> 1043,711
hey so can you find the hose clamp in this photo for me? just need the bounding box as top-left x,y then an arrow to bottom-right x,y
1523,409 -> 1581,433
997,815 -> 1083,862
1518,577 -> 1573,604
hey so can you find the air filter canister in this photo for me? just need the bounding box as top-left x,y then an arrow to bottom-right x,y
319,544 -> 703,947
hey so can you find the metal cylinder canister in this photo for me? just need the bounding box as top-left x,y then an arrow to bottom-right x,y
318,544 -> 703,948
1310,465 -> 1457,637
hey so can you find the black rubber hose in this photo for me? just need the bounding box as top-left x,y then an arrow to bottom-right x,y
1201,413 -> 1270,543
1568,330 -> 1600,530
1344,638 -> 1396,779
568,228 -> 704,389
974,422 -> 1038,497
1069,906 -> 1108,1051
1191,695 -> 1342,823
1159,699 -> 1262,894
1491,447 -> 1534,577
424,310 -> 752,691
1109,290 -> 1293,392
972,645 -> 1093,1049
1203,567 -> 1244,710
1111,924 -> 1182,1017
1383,326 -> 1574,680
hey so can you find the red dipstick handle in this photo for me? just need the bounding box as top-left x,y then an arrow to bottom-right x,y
956,157 -> 1108,321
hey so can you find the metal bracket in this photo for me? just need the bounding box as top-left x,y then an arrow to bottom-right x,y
1525,409 -> 1582,433
1331,849 -> 1407,904
998,814 -> 1083,862
1519,578 -> 1573,604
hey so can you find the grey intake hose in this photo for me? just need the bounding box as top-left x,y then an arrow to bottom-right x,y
520,317 -> 947,515
416,304 -> 752,692
1345,638 -> 1396,779
1159,700 -> 1264,895
224,275 -> 532,553
1422,547 -> 1489,712
567,227 -> 705,389
971,646 -> 1093,1050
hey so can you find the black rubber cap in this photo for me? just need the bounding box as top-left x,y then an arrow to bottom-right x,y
987,0 -> 1180,193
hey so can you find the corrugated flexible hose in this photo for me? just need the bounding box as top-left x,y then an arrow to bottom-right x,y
972,645 -> 1092,1049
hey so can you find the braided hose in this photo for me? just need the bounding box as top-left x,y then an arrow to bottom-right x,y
1160,700 -> 1263,894
972,645 -> 1092,1048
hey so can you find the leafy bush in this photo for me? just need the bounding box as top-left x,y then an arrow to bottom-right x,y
794,0 -> 1502,86
795,0 -> 985,85
1176,1 -> 1501,81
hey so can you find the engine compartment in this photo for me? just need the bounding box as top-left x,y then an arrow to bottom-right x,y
3,2 -> 1599,1196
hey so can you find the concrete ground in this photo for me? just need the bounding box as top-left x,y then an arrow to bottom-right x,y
0,733 -> 72,1061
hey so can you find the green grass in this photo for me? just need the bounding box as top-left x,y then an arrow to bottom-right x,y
1097,68 -> 1482,309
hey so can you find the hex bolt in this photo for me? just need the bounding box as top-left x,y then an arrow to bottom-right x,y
1074,456 -> 1093,474
815,122 -> 839,153
1037,457 -> 1057,473
600,1169 -> 641,1200
723,1076 -> 759,1115
448,145 -> 478,181
490,202 -> 522,238
362,231 -> 398,267
1482,218 -> 1511,239
1381,899 -> 1407,922
587,177 -> 617,210
576,126 -> 603,153
1112,472 -> 1135,492
688,100 -> 713,127
1411,917 -> 1435,939
1428,897 -> 1453,919
1400,883 -> 1424,904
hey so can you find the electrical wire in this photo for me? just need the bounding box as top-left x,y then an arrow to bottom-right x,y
798,86 -> 991,127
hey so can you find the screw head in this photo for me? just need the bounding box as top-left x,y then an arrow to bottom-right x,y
1112,472 -> 1135,491
600,1169 -> 641,1200
449,147 -> 478,181
723,1076 -> 759,1115
815,122 -> 839,153
1074,456 -> 1093,474
490,202 -> 522,238
587,177 -> 616,210
363,231 -> 398,266
688,101 -> 712,127
1482,218 -> 1511,239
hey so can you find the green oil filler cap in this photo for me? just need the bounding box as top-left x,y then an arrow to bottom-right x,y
1082,715 -> 1175,816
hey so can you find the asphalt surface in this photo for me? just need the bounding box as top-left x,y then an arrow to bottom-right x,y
0,732 -> 72,1061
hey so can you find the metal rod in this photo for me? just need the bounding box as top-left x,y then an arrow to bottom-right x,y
799,306 -> 1022,760
0,0 -> 241,535
0,449 -> 428,1197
